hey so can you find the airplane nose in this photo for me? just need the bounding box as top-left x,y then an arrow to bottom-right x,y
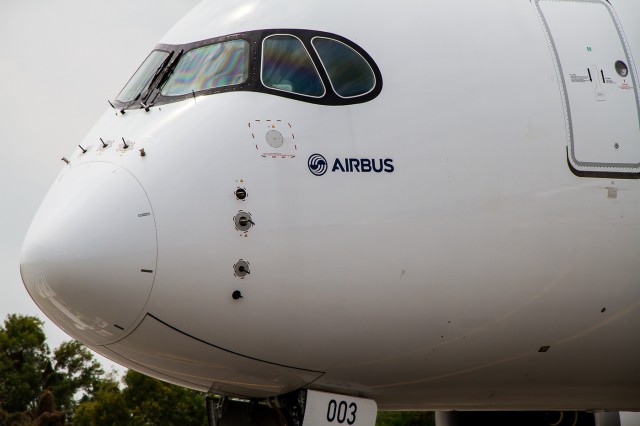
21,162 -> 157,345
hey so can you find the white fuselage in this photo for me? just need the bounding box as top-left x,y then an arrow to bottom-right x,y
21,0 -> 640,411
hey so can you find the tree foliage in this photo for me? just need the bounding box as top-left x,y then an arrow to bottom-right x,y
0,314 -> 103,425
74,370 -> 207,426
72,377 -> 128,426
0,314 -> 50,414
376,411 -> 435,426
46,341 -> 103,415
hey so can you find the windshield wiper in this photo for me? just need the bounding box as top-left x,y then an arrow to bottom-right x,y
138,51 -> 176,107
120,51 -> 174,112
143,49 -> 184,108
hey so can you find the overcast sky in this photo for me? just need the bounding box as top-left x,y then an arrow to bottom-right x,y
0,0 -> 199,374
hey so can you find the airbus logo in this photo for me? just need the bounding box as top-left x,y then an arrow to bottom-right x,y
308,154 -> 328,176
307,154 -> 394,176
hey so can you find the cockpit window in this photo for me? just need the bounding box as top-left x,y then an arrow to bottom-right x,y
312,37 -> 376,98
162,40 -> 249,96
261,35 -> 325,97
116,50 -> 170,102
112,30 -> 382,109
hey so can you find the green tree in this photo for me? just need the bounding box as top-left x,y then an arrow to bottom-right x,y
32,391 -> 65,426
124,371 -> 206,426
0,314 -> 106,424
74,370 -> 207,426
45,341 -> 104,416
0,314 -> 50,414
73,377 -> 128,426
376,411 -> 435,426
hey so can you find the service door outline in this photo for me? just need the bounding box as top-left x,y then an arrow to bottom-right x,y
536,0 -> 640,177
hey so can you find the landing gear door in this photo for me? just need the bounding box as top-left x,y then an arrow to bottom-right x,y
536,0 -> 640,177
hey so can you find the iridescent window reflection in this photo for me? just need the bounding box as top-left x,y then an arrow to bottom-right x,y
262,35 -> 325,97
116,50 -> 169,102
162,40 -> 249,96
312,37 -> 375,98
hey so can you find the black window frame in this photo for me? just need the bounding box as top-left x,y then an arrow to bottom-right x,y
111,29 -> 383,110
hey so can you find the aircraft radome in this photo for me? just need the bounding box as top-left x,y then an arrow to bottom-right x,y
21,0 -> 640,425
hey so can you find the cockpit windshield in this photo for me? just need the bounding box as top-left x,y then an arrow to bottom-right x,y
162,40 -> 249,96
116,50 -> 170,103
112,29 -> 382,109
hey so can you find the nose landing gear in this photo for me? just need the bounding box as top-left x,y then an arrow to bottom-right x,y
206,390 -> 305,426
206,389 -> 378,426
